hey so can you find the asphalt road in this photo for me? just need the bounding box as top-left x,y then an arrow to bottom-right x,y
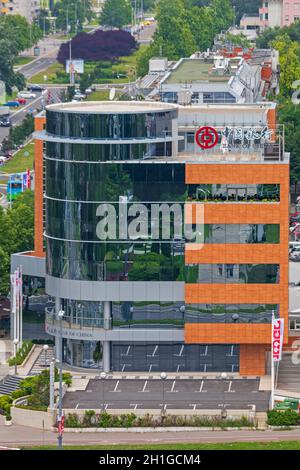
63,378 -> 270,412
0,87 -> 64,145
20,57 -> 57,80
1,414 -> 300,447
0,91 -> 44,144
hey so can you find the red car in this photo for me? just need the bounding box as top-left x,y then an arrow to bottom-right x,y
17,98 -> 27,105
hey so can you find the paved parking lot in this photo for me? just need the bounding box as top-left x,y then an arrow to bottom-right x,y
62,378 -> 270,412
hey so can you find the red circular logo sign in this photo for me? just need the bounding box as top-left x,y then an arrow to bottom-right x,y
195,126 -> 219,149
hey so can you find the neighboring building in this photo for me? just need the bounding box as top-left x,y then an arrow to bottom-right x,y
0,0 -> 40,22
153,51 -> 279,105
260,0 -> 300,28
12,99 -> 289,376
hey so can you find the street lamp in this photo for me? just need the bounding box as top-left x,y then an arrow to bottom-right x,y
221,372 -> 228,419
100,371 -> 107,412
13,338 -> 19,376
160,372 -> 167,420
57,309 -> 64,449
179,305 -> 186,326
43,344 -> 49,367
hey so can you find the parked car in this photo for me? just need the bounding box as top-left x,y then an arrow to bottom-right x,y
17,91 -> 36,99
27,84 -> 45,92
85,88 -> 93,94
4,101 -> 20,108
74,91 -> 86,100
17,98 -> 27,105
0,116 -> 11,127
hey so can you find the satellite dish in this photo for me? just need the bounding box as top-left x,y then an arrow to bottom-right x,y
109,88 -> 116,101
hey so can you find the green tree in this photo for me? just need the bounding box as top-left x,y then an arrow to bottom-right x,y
0,191 -> 34,295
0,15 -> 42,54
99,0 -> 132,29
53,0 -> 94,32
278,101 -> 300,189
271,34 -> 300,98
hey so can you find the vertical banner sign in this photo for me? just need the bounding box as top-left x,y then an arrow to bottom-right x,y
26,169 -> 31,189
272,318 -> 284,362
58,415 -> 65,436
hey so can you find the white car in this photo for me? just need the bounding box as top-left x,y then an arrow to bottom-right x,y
74,91 -> 86,100
17,91 -> 36,99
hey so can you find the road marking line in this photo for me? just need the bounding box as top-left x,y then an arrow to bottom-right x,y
122,364 -> 126,372
197,380 -> 207,393
225,381 -> 235,393
138,380 -> 149,393
167,380 -> 178,393
130,404 -> 139,410
110,380 -> 121,393
147,345 -> 158,357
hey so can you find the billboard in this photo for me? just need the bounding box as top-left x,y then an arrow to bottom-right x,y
66,60 -> 84,74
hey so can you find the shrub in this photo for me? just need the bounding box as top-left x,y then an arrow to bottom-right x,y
0,395 -> 13,417
82,410 -> 96,427
65,413 -> 80,428
57,30 -> 137,64
267,409 -> 300,426
64,412 -> 254,429
8,340 -> 33,366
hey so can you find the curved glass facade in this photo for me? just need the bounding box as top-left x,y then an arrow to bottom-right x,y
46,109 -> 177,139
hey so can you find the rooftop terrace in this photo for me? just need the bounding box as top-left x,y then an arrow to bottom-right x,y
164,59 -> 236,84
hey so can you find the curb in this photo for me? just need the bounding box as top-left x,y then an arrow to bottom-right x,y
57,426 -> 263,433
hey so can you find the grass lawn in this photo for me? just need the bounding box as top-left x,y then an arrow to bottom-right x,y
0,142 -> 35,174
29,44 -> 148,85
86,90 -> 110,101
29,62 -> 65,84
14,56 -> 34,67
24,441 -> 300,451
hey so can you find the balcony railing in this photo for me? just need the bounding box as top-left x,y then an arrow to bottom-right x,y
45,307 -> 112,331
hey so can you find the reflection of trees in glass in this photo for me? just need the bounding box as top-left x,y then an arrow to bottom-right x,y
93,342 -> 103,363
102,164 -> 132,201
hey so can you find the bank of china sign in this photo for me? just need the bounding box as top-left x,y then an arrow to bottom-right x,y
195,125 -> 273,151
272,318 -> 284,362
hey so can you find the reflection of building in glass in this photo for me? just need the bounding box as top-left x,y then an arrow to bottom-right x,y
12,100 -> 289,375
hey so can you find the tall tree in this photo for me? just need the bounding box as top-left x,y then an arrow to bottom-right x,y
271,34 -> 300,98
99,0 -> 132,29
53,0 -> 94,32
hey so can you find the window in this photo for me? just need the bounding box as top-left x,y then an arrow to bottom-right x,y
186,264 -> 280,284
198,224 -> 280,244
185,304 -> 278,324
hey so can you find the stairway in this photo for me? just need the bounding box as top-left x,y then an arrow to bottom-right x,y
277,353 -> 300,392
29,346 -> 55,376
0,375 -> 23,396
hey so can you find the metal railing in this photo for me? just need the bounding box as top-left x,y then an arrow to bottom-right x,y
45,308 -> 112,331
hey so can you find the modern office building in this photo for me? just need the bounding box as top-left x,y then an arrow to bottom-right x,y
12,100 -> 289,375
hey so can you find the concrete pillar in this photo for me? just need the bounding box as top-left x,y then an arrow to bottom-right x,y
103,341 -> 110,373
55,297 -> 61,361
103,301 -> 112,372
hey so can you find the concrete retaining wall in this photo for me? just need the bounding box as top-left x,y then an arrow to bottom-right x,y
11,406 -> 56,430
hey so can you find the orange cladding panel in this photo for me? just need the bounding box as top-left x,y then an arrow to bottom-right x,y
34,116 -> 45,257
